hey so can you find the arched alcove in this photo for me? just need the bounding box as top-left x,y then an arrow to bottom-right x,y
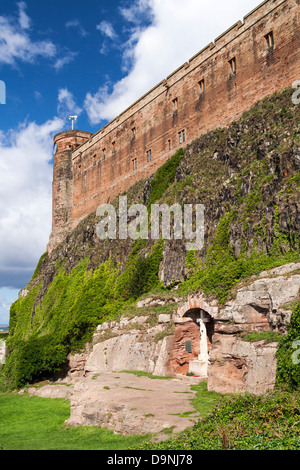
183,308 -> 214,377
171,295 -> 218,377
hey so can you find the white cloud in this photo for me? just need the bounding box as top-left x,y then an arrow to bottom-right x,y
57,88 -> 82,119
0,2 -> 56,67
53,50 -> 77,71
97,20 -> 118,55
66,18 -> 88,37
17,1 -> 31,30
0,116 -> 64,290
85,0 -> 261,125
96,20 -> 117,40
34,90 -> 43,102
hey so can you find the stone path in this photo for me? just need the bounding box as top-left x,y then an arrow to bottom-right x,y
27,372 -> 203,437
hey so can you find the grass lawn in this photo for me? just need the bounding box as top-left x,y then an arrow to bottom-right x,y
190,382 -> 223,417
0,393 -> 150,450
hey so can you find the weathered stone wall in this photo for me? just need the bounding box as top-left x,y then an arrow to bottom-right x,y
48,0 -> 300,252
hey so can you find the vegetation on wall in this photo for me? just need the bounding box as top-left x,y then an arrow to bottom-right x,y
181,211 -> 299,304
146,148 -> 184,207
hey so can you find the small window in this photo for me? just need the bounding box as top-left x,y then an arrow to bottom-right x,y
199,78 -> 205,94
185,341 -> 192,353
168,139 -> 171,151
265,31 -> 274,49
132,158 -> 137,170
102,148 -> 106,160
112,141 -> 116,155
147,149 -> 152,162
229,57 -> 236,75
132,127 -> 136,137
173,98 -> 178,112
179,130 -> 185,144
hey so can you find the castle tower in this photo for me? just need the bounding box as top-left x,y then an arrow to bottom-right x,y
47,130 -> 91,253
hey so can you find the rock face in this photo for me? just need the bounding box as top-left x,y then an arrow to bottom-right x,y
66,312 -> 176,380
208,337 -> 278,395
207,263 -> 300,395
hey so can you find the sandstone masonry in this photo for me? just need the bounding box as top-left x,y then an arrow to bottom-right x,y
48,0 -> 300,252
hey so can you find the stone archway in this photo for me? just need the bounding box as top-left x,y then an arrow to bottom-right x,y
171,294 -> 218,377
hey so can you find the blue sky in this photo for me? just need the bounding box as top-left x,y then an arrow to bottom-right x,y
0,0 -> 261,325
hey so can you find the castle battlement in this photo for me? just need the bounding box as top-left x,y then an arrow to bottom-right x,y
48,0 -> 300,253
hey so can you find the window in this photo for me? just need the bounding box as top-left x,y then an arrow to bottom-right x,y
173,98 -> 178,112
265,31 -> 274,50
199,78 -> 205,94
168,139 -> 171,151
229,57 -> 237,75
179,130 -> 185,144
132,127 -> 136,137
132,158 -> 137,170
102,148 -> 106,160
112,141 -> 116,155
147,149 -> 152,162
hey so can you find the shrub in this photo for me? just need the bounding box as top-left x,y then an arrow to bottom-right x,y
5,334 -> 67,389
277,303 -> 300,389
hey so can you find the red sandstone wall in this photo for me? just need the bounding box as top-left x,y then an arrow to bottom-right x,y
51,0 -> 300,245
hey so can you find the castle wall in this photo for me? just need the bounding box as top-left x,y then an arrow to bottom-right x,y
50,0 -> 300,249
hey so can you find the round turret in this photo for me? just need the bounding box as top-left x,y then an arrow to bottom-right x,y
53,129 -> 91,154
48,130 -> 92,253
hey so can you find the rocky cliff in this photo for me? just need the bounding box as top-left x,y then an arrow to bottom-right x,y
4,86 -> 300,392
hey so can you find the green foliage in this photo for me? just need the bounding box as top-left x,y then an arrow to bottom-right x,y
276,303 -> 300,390
147,148 -> 184,206
31,252 -> 48,281
5,258 -> 122,387
5,334 -> 67,389
189,382 -> 221,418
138,389 -> 300,450
115,239 -> 163,301
240,331 -> 282,343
